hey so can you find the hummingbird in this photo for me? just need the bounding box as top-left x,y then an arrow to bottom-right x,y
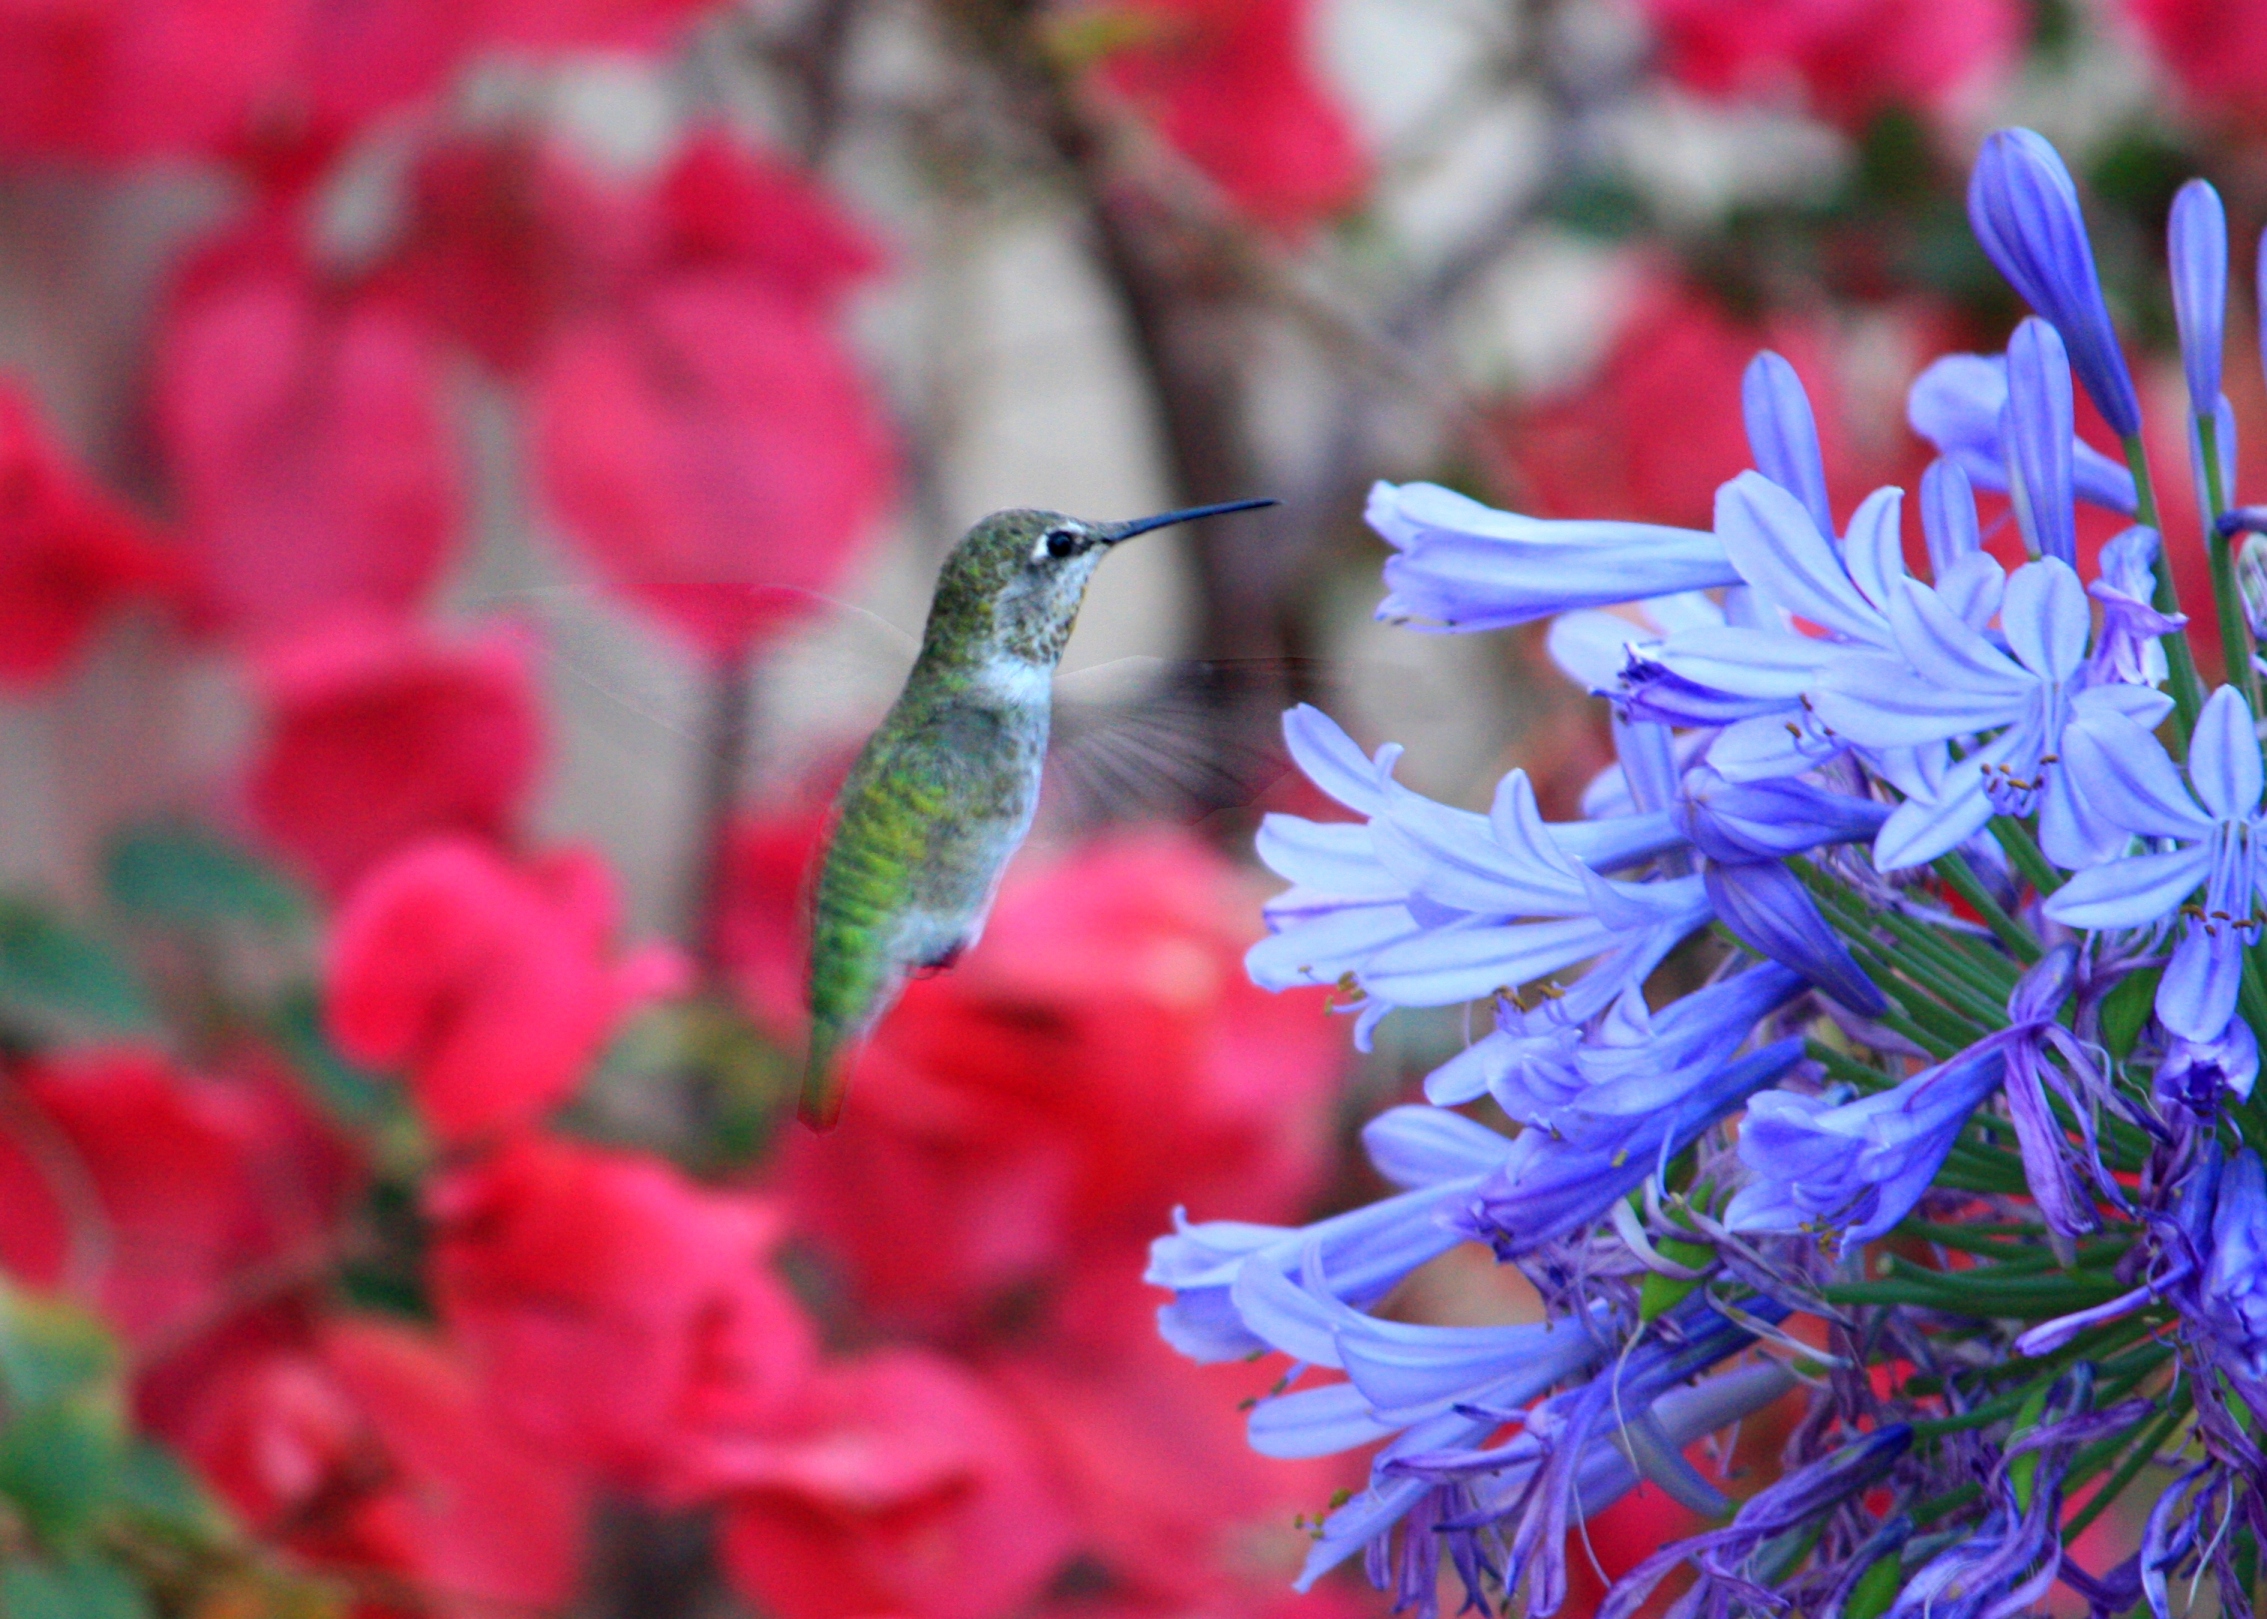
800,497 -> 1278,1130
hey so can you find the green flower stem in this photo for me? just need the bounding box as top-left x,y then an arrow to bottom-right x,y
2128,432 -> 2205,743
1793,864 -> 2016,1021
2199,413 -> 2257,711
1933,851 -> 2041,963
1989,816 -> 2062,898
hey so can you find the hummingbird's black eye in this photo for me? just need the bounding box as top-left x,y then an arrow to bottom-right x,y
1043,528 -> 1082,559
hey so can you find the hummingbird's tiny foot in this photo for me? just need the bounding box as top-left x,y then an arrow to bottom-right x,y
913,941 -> 967,977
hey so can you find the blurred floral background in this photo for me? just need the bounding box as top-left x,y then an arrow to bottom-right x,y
0,0 -> 2260,1613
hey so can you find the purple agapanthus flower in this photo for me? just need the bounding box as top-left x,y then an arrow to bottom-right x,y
1151,121 -> 2267,1619
1369,481 -> 1734,631
2003,318 -> 2079,566
1727,1048 -> 1998,1250
1457,1036 -> 1802,1257
1968,127 -> 2141,438
2046,685 -> 2267,1040
2171,177 -> 2229,418
2198,1147 -> 2267,1382
1906,352 -> 2137,514
1812,554 -> 2173,869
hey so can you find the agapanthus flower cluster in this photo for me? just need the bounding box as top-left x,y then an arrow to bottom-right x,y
1155,128 -> 2267,1617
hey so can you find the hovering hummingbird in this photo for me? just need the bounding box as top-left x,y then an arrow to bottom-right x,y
800,497 -> 1278,1130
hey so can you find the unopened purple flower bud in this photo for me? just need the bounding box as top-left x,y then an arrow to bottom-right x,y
2238,531 -> 2267,641
2160,1018 -> 2261,1114
2003,318 -> 2078,565
2171,178 -> 2228,415
1969,128 -> 2141,437
1919,457 -> 1980,578
1742,351 -> 1833,538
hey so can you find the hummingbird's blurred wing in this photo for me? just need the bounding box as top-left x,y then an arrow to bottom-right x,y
464,581 -> 920,776
1042,658 -> 1342,832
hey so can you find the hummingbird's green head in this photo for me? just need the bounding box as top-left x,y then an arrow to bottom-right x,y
922,500 -> 1277,669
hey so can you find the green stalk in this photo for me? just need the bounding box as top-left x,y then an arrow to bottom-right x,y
2128,433 -> 2205,741
2199,413 -> 2256,710
1933,851 -> 2040,963
1833,925 -> 2002,1036
1795,861 -> 2019,1006
1990,816 -> 2062,898
1868,904 -> 2022,1000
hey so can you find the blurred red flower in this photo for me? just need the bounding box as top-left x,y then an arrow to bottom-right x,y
989,1267 -> 1361,1605
156,221 -> 460,639
402,135 -> 617,376
531,133 -> 894,663
177,1317 -> 587,1618
429,1131 -> 815,1493
1636,0 -> 2023,126
2120,0 -> 2267,124
246,616 -> 545,896
0,0 -> 298,163
0,1045 -> 356,1354
0,380 -> 174,686
778,831 -> 1342,1335
326,838 -> 685,1142
716,1346 -> 1076,1619
1098,0 -> 1368,234
0,0 -> 710,166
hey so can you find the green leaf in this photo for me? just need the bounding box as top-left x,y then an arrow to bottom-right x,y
0,1289 -> 119,1410
104,825 -> 304,930
0,899 -> 148,1031
112,1441 -> 221,1538
2100,967 -> 2161,1062
268,988 -> 390,1126
1637,1271 -> 1701,1323
0,1558 -> 154,1619
1841,1552 -> 1903,1619
0,1396 -> 124,1544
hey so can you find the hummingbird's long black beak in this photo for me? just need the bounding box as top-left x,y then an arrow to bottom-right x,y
1099,497 -> 1279,545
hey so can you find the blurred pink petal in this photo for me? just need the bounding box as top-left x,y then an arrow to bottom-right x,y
430,1133 -> 815,1494
532,266 -> 894,661
157,220 -> 460,637
717,1348 -> 1076,1619
1099,0 -> 1369,234
247,616 -> 543,895
1637,0 -> 2023,126
0,379 -> 175,685
326,838 -> 679,1141
178,1320 -> 588,1616
0,1045 -> 358,1349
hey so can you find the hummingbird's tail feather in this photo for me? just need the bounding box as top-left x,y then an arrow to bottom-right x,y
799,1021 -> 849,1131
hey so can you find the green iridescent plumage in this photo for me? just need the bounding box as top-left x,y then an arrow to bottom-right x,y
800,498 -> 1274,1130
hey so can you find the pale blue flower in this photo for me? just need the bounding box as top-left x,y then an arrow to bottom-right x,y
2003,318 -> 2078,565
1906,352 -> 2136,514
1743,350 -> 1833,534
1726,1042 -> 2004,1250
1811,556 -> 2174,869
2045,685 -> 2267,1040
1369,481 -> 1733,631
2171,178 -> 2229,416
1148,1105 -> 1514,1361
1454,1036 -> 1803,1257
